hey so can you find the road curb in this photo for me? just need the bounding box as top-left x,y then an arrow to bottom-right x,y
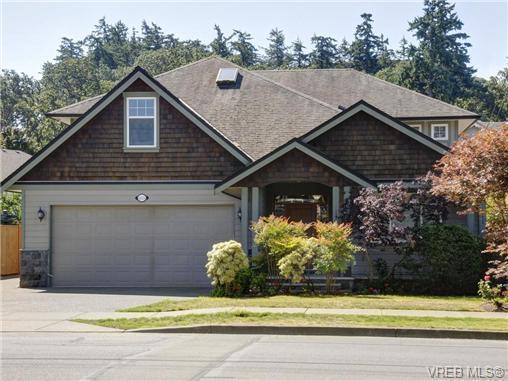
129,325 -> 508,340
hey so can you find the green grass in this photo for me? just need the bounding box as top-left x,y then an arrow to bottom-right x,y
75,311 -> 508,331
120,295 -> 485,313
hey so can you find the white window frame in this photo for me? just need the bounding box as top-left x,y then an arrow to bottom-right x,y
431,123 -> 449,141
409,124 -> 422,133
126,96 -> 158,149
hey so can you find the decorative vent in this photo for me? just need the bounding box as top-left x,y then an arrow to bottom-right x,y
216,68 -> 239,85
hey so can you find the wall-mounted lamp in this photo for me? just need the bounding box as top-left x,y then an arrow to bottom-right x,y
37,207 -> 46,222
237,208 -> 242,220
135,193 -> 149,203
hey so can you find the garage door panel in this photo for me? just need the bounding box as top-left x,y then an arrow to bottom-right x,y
52,205 -> 234,287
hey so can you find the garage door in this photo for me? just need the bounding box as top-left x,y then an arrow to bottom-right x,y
51,205 -> 234,287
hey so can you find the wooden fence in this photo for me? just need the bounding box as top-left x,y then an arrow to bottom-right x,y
1,224 -> 21,276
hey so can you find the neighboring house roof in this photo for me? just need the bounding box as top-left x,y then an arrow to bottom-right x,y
0,149 -> 31,182
463,120 -> 507,134
256,68 -> 478,119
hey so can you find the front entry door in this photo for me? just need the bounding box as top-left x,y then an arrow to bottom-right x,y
284,203 -> 317,224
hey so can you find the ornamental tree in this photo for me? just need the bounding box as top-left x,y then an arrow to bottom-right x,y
431,125 -> 508,279
354,176 -> 448,280
313,222 -> 362,293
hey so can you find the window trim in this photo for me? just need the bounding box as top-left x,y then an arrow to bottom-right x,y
408,124 -> 422,133
431,123 -> 449,141
124,92 -> 159,151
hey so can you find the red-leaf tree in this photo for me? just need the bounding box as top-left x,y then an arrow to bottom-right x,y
431,125 -> 508,279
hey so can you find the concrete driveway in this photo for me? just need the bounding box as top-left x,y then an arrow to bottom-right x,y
1,277 -> 207,332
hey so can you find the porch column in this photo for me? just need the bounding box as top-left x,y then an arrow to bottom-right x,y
251,187 -> 260,256
332,186 -> 340,221
344,186 -> 351,204
240,187 -> 249,252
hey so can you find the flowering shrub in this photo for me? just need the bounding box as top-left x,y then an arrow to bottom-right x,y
478,276 -> 507,309
313,222 -> 363,292
205,240 -> 249,292
277,237 -> 317,283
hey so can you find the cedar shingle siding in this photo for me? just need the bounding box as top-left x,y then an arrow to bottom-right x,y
236,149 -> 356,188
308,112 -> 442,180
21,81 -> 244,181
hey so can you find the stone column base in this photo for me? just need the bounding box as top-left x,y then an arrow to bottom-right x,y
20,250 -> 49,288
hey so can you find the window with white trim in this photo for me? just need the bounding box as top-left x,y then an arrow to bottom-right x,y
126,97 -> 157,148
431,124 -> 448,141
409,124 -> 422,133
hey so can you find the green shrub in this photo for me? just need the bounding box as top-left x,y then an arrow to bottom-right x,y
205,240 -> 249,295
408,224 -> 486,295
277,237 -> 317,283
1,193 -> 21,223
313,222 -> 363,293
251,215 -> 309,277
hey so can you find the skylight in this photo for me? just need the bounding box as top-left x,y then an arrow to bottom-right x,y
216,68 -> 239,85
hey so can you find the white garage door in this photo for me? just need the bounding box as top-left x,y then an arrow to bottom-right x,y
51,205 -> 234,287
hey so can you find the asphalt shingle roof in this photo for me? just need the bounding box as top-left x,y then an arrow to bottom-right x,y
1,149 -> 31,182
257,68 -> 477,119
47,56 -> 478,159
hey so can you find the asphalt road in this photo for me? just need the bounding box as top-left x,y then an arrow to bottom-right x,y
2,332 -> 507,381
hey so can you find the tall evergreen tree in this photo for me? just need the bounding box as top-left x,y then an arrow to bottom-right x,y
397,37 -> 410,60
349,13 -> 389,74
290,38 -> 308,68
403,0 -> 476,102
336,38 -> 351,67
85,17 -> 116,68
265,28 -> 287,68
141,20 -> 167,50
309,35 -> 338,68
230,30 -> 257,66
56,38 -> 84,61
210,25 -> 231,57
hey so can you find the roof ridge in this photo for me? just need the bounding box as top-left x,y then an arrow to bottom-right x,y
351,70 -> 477,116
48,56 -> 218,114
259,67 -> 477,117
257,68 -> 353,72
208,57 -> 339,111
154,55 -> 216,78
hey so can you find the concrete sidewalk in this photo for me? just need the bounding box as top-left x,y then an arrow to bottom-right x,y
2,307 -> 507,333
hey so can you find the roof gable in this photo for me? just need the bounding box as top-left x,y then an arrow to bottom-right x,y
301,100 -> 449,155
216,140 -> 375,192
1,66 -> 251,191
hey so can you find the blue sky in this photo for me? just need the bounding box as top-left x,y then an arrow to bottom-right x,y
1,0 -> 507,79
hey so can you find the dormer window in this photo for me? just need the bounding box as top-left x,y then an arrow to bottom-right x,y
431,123 -> 449,141
124,94 -> 159,151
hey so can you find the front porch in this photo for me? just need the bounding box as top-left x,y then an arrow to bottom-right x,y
237,182 -> 359,257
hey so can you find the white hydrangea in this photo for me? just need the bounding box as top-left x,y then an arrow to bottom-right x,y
205,240 -> 248,287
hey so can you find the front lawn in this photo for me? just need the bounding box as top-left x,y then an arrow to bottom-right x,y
120,294 -> 485,313
76,311 -> 508,331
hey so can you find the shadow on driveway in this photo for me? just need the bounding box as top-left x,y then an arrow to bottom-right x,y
1,277 -> 209,313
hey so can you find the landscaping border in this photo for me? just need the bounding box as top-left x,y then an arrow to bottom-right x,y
130,324 -> 508,340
